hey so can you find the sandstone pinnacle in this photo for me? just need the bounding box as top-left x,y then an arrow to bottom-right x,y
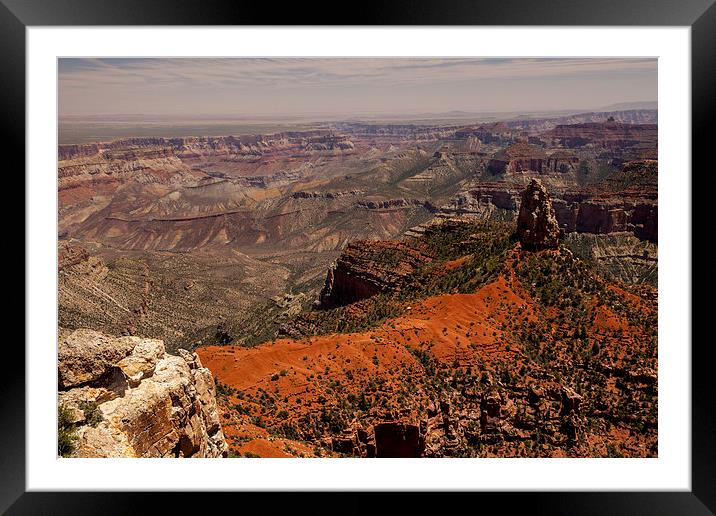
517,178 -> 561,250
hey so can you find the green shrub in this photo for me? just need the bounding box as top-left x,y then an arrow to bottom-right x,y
79,401 -> 103,428
216,381 -> 236,396
58,405 -> 78,457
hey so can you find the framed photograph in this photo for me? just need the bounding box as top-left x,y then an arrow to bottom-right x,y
8,0 -> 712,513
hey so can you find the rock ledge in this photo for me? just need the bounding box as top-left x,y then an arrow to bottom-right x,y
58,329 -> 228,458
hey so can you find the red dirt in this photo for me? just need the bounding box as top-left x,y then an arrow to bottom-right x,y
196,249 -> 657,458
197,274 -> 538,456
199,275 -> 530,391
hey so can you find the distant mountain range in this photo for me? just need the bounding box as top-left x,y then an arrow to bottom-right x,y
600,101 -> 658,111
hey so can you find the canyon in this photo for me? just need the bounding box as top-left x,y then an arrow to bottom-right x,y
58,108 -> 658,458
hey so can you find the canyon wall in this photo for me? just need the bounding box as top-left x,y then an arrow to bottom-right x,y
318,240 -> 432,308
58,132 -> 355,161
440,183 -> 657,242
543,122 -> 657,150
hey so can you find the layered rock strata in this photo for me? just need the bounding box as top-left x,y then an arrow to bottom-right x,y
487,143 -> 547,174
58,329 -> 228,458
438,184 -> 657,242
58,132 -> 355,161
318,241 -> 432,308
543,122 -> 657,150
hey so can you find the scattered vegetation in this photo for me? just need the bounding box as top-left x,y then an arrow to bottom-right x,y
211,219 -> 657,459
58,405 -> 78,457
216,381 -> 237,397
79,401 -> 103,428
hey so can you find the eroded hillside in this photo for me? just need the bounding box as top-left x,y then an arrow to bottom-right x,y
195,183 -> 656,457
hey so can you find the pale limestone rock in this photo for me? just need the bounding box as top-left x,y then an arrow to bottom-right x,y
116,337 -> 164,386
58,330 -> 228,458
58,329 -> 139,388
73,423 -> 135,458
58,385 -> 117,425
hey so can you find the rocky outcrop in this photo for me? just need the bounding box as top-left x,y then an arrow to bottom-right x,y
291,190 -> 364,199
543,122 -> 657,150
545,150 -> 579,174
58,329 -> 139,389
58,132 -> 355,161
488,143 -> 547,174
486,145 -> 578,176
356,198 -> 430,211
439,183 -> 521,217
374,422 -> 425,457
318,241 -> 432,308
58,242 -> 106,273
438,176 -> 657,242
329,420 -> 425,457
58,329 -> 228,458
326,380 -> 586,458
517,179 -> 561,250
233,170 -> 302,189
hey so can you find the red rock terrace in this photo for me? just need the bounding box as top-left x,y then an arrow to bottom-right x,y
318,241 -> 433,308
544,121 -> 657,151
487,143 -> 548,175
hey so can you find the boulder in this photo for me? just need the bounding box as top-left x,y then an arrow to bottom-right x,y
561,387 -> 583,415
116,337 -> 165,386
58,329 -> 138,388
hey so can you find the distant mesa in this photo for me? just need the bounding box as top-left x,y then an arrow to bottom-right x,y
487,143 -> 547,174
543,121 -> 657,150
517,178 -> 561,250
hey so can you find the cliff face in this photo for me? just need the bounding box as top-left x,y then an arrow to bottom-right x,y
544,122 -> 657,150
488,143 -> 548,175
439,179 -> 658,242
335,122 -> 460,142
549,190 -> 657,242
58,329 -> 228,458
58,132 -> 355,161
318,241 -> 432,308
545,151 -> 579,174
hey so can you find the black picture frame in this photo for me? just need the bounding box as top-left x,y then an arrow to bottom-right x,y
5,0 -> 712,513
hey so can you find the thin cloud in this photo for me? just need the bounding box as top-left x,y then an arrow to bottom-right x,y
58,57 -> 657,116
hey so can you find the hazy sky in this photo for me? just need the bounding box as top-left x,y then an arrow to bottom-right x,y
58,58 -> 657,118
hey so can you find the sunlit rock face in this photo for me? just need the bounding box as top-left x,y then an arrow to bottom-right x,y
517,179 -> 561,250
58,329 -> 228,458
